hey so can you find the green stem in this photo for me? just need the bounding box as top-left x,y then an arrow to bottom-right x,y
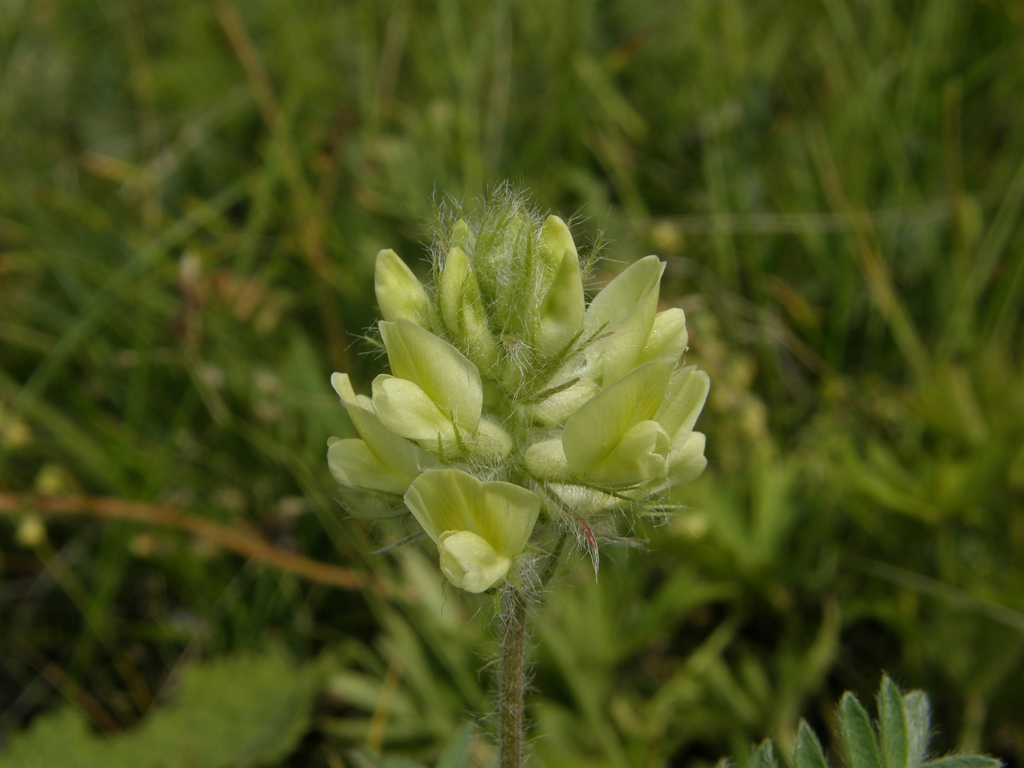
499,585 -> 528,768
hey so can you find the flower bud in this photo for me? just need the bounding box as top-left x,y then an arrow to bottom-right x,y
535,218 -> 585,358
524,436 -> 569,479
438,246 -> 499,369
375,249 -> 430,325
474,416 -> 514,462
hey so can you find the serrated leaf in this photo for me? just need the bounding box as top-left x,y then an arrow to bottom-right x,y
749,740 -> 779,768
0,708 -> 107,768
793,720 -> 829,768
0,653 -> 318,768
840,692 -> 884,768
903,690 -> 931,765
132,652 -> 317,767
878,675 -> 909,768
922,757 -> 1003,768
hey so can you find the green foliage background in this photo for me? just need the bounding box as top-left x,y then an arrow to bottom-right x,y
1,0 -> 1023,765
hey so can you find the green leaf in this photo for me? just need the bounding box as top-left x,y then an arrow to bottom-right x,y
921,757 -> 1003,768
903,691 -> 931,766
0,653 -> 318,768
840,692 -> 884,768
793,720 -> 829,768
132,652 -> 318,767
878,675 -> 909,768
0,708 -> 106,768
749,740 -> 779,768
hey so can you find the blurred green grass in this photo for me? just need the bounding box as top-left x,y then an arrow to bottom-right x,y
2,0 -> 1023,765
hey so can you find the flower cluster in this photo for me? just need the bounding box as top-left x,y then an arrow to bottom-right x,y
329,194 -> 709,593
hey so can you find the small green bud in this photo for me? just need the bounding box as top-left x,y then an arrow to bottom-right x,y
450,218 -> 472,251
535,221 -> 585,357
438,246 -> 499,369
375,249 -> 430,324
524,436 -> 569,479
539,215 -> 578,271
474,416 -> 514,462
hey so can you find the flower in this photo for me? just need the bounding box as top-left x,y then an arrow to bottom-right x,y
524,360 -> 709,492
583,255 -> 690,385
327,372 -> 433,495
328,187 -> 710,592
371,319 -> 484,456
404,469 -> 541,593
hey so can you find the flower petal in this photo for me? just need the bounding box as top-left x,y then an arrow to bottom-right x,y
562,360 -> 674,472
438,530 -> 511,593
637,308 -> 689,365
579,419 -> 671,487
404,468 -> 541,556
523,373 -> 601,426
371,375 -> 457,449
667,431 -> 707,486
584,255 -> 664,336
327,439 -> 411,495
379,320 -> 483,434
332,372 -> 431,480
654,367 -> 710,438
584,257 -> 664,384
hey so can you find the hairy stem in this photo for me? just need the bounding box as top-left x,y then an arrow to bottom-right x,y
499,585 -> 528,768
